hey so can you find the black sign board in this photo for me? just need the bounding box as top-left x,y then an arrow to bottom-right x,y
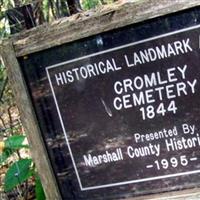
19,7 -> 200,199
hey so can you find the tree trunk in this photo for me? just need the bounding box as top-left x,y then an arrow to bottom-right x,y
67,0 -> 82,15
33,1 -> 45,25
6,5 -> 36,34
58,0 -> 69,17
48,0 -> 57,19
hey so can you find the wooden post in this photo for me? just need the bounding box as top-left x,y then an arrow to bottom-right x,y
2,0 -> 200,199
0,41 -> 61,200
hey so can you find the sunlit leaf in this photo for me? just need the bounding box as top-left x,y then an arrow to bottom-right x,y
35,175 -> 46,200
4,159 -> 33,192
0,148 -> 12,164
5,135 -> 29,150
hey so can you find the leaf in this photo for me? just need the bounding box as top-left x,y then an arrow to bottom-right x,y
4,159 -> 33,192
35,175 -> 46,200
5,135 -> 29,150
0,136 -> 29,164
0,148 -> 12,164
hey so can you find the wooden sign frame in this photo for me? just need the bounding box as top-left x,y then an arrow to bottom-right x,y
2,0 -> 200,199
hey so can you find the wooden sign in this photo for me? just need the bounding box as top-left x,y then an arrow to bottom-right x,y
2,1 -> 200,199
45,25 -> 200,191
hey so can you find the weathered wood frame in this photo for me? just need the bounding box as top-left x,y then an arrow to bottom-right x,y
1,0 -> 200,199
0,41 -> 61,200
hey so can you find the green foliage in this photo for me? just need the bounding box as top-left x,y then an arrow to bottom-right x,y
35,175 -> 46,200
5,135 -> 29,150
0,0 -> 117,39
82,0 -> 116,9
0,148 -> 12,164
82,0 -> 101,10
42,0 -> 50,22
4,159 -> 33,192
0,134 -> 45,198
0,135 -> 28,164
1,0 -> 14,10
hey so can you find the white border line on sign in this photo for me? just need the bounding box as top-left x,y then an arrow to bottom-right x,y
46,24 -> 200,191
